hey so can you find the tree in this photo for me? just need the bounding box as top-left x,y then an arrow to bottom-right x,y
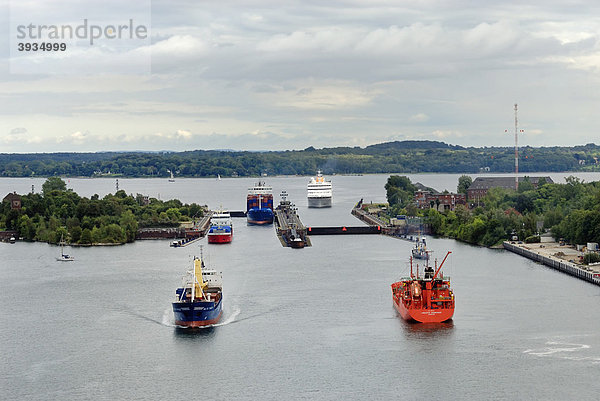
385,176 -> 416,208
119,210 -> 138,242
42,177 -> 67,195
103,224 -> 126,243
515,193 -> 534,214
17,215 -> 35,240
79,228 -> 93,245
70,226 -> 82,243
518,177 -> 535,192
457,175 -> 472,194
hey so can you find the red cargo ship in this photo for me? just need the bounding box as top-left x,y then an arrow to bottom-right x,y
391,251 -> 454,323
207,212 -> 233,244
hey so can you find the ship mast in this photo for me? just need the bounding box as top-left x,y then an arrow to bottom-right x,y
191,260 -> 196,301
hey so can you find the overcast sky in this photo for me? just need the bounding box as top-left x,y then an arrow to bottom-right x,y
1,0 -> 599,153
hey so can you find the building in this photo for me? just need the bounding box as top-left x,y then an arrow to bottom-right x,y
467,176 -> 553,202
414,190 -> 466,212
2,192 -> 22,210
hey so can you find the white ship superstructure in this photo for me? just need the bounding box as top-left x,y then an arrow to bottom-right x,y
307,171 -> 332,208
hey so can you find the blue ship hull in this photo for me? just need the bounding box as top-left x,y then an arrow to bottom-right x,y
247,208 -> 274,225
172,297 -> 222,327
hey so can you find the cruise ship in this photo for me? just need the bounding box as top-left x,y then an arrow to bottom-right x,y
307,171 -> 332,208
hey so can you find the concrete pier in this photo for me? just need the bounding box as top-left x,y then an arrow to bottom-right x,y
503,241 -> 600,286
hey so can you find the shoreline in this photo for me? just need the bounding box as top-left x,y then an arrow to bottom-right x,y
503,240 -> 600,286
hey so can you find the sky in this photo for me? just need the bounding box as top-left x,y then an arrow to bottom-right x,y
1,0 -> 600,153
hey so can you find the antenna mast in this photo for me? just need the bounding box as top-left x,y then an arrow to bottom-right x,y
513,103 -> 519,191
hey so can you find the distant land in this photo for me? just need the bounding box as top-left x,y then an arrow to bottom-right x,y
0,140 -> 599,178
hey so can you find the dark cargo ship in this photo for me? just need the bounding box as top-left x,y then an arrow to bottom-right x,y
173,256 -> 223,327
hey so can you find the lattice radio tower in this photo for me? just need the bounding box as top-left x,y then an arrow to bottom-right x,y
508,103 -> 524,190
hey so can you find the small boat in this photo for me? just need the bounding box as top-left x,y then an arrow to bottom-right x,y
288,227 -> 305,249
290,237 -> 305,249
172,255 -> 223,327
167,169 -> 175,182
391,251 -> 454,323
411,236 -> 429,260
56,235 -> 74,261
9,236 -> 16,244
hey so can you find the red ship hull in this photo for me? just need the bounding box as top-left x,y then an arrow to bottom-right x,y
392,296 -> 454,323
207,234 -> 232,243
247,219 -> 271,225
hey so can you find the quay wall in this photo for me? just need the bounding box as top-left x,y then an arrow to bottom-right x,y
0,230 -> 17,240
503,241 -> 600,286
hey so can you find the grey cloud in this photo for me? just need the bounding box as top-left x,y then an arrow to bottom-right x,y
9,127 -> 28,135
1,0 -> 600,153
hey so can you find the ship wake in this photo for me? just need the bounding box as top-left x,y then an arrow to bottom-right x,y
523,335 -> 600,364
162,305 -> 241,329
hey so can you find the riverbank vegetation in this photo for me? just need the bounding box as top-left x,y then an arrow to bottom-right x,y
1,177 -> 205,245
385,175 -> 600,248
1,140 -> 600,178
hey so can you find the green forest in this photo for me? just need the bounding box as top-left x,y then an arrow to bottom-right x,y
1,177 -> 205,245
1,140 -> 600,177
385,175 -> 600,261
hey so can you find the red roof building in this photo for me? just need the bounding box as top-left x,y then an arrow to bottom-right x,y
414,190 -> 466,212
2,192 -> 22,210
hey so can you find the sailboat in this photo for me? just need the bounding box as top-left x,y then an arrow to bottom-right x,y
56,235 -> 75,261
167,169 -> 175,182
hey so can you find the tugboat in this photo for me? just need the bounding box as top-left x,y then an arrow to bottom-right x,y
391,251 -> 454,323
288,226 -> 305,249
411,236 -> 428,260
172,255 -> 223,327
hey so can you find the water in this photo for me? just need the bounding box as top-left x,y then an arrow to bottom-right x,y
2,174 -> 600,400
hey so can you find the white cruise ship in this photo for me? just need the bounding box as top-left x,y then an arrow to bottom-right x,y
307,171 -> 332,208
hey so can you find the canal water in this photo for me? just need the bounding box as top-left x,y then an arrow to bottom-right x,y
1,174 -> 600,400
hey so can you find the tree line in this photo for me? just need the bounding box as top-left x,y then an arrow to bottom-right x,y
1,141 -> 599,178
1,177 -> 205,245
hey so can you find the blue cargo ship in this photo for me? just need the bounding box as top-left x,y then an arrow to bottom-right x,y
172,256 -> 223,327
247,181 -> 274,225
